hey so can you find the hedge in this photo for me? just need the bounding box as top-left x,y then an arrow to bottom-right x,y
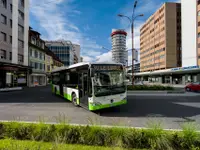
0,122 -> 200,150
0,139 -> 146,150
127,85 -> 174,91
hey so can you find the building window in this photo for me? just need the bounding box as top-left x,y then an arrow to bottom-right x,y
31,37 -> 36,45
18,24 -> 24,34
18,54 -> 23,62
40,63 -> 43,70
35,51 -> 38,58
10,19 -> 12,28
35,62 -> 38,69
39,52 -> 42,60
9,36 -> 12,44
0,0 -> 7,8
19,0 -> 24,7
10,4 -> 12,13
1,32 -> 6,41
18,10 -> 24,20
47,65 -> 50,71
0,49 -> 6,59
9,52 -> 12,60
1,14 -> 6,24
18,40 -> 24,48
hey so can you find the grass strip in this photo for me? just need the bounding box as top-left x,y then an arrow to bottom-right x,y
0,139 -> 147,150
0,122 -> 200,149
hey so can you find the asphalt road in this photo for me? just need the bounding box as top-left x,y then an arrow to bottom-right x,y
0,86 -> 200,129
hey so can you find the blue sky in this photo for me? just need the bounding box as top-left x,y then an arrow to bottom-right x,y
30,0 -> 180,63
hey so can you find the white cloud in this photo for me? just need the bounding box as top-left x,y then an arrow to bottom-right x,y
96,51 -> 112,63
82,56 -> 93,62
30,0 -> 102,62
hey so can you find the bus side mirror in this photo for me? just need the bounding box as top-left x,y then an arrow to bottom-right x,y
90,68 -> 94,77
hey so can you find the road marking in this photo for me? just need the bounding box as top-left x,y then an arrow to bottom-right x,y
0,120 -> 198,132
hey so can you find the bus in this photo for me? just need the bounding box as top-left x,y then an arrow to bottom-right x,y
51,62 -> 127,111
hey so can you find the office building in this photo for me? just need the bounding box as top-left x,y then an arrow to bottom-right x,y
28,29 -> 47,87
0,0 -> 30,89
111,29 -> 127,66
140,2 -> 181,72
182,0 -> 200,67
45,40 -> 80,66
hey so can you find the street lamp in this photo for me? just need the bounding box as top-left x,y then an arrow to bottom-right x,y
117,0 -> 144,86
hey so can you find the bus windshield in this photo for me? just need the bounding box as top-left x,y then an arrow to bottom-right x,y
93,71 -> 126,97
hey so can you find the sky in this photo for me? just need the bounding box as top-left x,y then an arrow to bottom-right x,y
29,0 -> 180,65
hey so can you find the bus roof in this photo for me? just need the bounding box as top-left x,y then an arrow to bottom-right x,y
51,62 -> 123,73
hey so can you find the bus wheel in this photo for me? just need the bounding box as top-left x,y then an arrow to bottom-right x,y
72,93 -> 78,107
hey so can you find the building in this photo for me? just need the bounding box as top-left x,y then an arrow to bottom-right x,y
80,57 -> 83,62
181,0 -> 200,67
73,44 -> 80,62
127,63 -> 140,73
140,2 -> 181,72
28,29 -> 47,87
45,46 -> 64,74
45,40 -> 80,66
0,0 -> 30,89
45,46 -> 64,83
111,29 -> 127,66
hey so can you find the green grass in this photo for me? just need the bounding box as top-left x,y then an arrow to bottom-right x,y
0,139 -> 147,150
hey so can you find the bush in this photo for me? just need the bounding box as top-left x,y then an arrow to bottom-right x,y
127,85 -> 174,91
0,122 -> 200,149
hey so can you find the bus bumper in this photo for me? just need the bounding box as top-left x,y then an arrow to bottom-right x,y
88,99 -> 127,111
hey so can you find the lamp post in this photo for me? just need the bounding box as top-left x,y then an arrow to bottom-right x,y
117,0 -> 143,86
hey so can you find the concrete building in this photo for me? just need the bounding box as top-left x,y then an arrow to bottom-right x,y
45,40 -> 80,66
181,0 -> 200,67
73,44 -> 80,62
111,29 -> 127,66
28,29 -> 46,87
0,0 -> 30,89
45,47 -> 64,83
140,2 -> 181,72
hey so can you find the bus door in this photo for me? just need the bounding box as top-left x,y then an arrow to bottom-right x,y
59,72 -> 65,97
79,72 -> 88,107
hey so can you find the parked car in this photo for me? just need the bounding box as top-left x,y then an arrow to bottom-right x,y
185,82 -> 200,92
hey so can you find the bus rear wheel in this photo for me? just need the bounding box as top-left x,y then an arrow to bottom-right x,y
72,93 -> 78,107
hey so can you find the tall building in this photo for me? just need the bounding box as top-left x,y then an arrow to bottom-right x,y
111,29 -> 127,66
140,2 -> 181,72
182,0 -> 200,67
45,40 -> 80,66
0,0 -> 30,88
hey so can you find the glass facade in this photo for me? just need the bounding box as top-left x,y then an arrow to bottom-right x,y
48,46 -> 74,66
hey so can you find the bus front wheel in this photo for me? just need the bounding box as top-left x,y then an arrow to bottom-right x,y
72,93 -> 78,107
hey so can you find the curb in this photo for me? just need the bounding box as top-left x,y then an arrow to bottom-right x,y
127,90 -> 185,94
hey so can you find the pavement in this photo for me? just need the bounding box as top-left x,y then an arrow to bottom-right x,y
0,86 -> 200,130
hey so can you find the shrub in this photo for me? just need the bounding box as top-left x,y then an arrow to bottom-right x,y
127,85 -> 174,91
0,122 -> 200,149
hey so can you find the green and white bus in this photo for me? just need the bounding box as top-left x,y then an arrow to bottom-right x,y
51,62 -> 127,111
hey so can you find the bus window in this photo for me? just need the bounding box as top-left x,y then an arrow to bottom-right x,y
52,73 -> 60,85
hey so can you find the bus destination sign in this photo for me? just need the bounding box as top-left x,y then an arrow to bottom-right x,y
93,65 -> 123,71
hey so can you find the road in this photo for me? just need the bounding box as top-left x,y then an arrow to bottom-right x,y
0,86 -> 200,129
